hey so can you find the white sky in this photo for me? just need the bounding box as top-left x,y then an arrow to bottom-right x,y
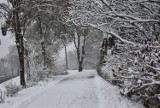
0,0 -> 7,3
0,32 -> 15,58
0,0 -> 15,58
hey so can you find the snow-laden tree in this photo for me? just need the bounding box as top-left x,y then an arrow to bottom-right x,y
69,0 -> 160,107
0,0 -> 70,86
67,0 -> 104,71
65,28 -> 103,70
23,0 -> 70,80
98,0 -> 160,107
0,0 -> 32,87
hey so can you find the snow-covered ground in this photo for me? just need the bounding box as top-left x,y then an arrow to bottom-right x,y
95,74 -> 144,108
0,75 -> 70,108
0,70 -> 144,108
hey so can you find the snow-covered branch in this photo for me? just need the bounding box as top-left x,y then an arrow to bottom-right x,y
88,23 -> 136,45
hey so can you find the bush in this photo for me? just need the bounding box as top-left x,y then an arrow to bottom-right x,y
4,82 -> 21,97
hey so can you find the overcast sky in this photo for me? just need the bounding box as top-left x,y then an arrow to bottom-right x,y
0,0 -> 15,58
0,32 -> 15,58
0,0 -> 7,3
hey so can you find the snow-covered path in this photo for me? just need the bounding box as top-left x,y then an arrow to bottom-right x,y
25,70 -> 143,108
26,70 -> 98,108
0,70 -> 144,108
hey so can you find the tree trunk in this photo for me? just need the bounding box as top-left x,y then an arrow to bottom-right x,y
79,34 -> 86,72
38,17 -> 46,68
19,47 -> 26,87
77,35 -> 82,72
64,43 -> 68,70
13,1 -> 26,87
74,29 -> 86,72
15,31 -> 26,88
79,60 -> 83,72
73,29 -> 86,72
26,53 -> 30,81
77,50 -> 82,72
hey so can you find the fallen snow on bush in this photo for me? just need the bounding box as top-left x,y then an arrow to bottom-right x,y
0,77 -> 20,93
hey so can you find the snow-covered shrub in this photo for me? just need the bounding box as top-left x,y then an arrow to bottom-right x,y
29,67 -> 51,82
91,0 -> 160,107
36,69 -> 50,81
99,38 -> 160,108
51,64 -> 68,76
27,57 -> 68,84
4,82 -> 21,97
26,81 -> 38,88
26,69 -> 50,87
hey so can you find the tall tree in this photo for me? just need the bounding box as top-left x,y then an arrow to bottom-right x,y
69,0 -> 160,106
0,0 -> 27,87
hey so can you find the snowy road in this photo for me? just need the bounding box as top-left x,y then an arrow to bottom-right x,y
25,70 -> 143,108
0,70 -> 144,108
26,70 -> 98,108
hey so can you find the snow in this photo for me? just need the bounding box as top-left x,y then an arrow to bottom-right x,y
0,75 -> 70,108
26,70 -> 98,108
128,68 -> 134,73
95,75 -> 144,108
93,0 -> 103,8
137,79 -> 142,84
0,70 -> 144,108
88,23 -> 136,45
0,76 -> 20,92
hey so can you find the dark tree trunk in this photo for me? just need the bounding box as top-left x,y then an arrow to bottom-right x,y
79,61 -> 83,72
13,1 -> 26,88
19,45 -> 26,87
77,34 -> 82,72
38,17 -> 46,68
74,29 -> 87,72
15,29 -> 26,87
79,42 -> 85,72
